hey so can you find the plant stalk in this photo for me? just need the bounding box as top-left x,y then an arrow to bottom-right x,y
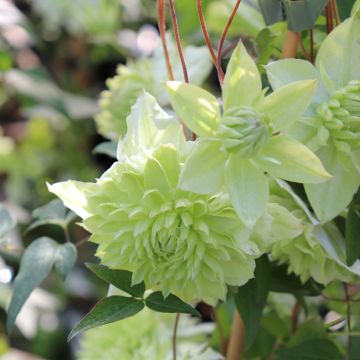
226,310 -> 244,360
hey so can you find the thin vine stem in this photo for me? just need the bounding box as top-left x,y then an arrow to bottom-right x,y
309,29 -> 314,63
291,300 -> 301,334
343,283 -> 352,354
296,32 -> 312,62
173,313 -> 180,360
216,0 -> 242,86
157,0 -> 174,80
168,0 -> 189,83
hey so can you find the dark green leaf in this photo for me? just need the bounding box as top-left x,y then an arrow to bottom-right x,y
288,318 -> 327,347
0,205 -> 15,239
346,188 -> 360,266
234,255 -> 271,350
54,243 -> 77,280
276,338 -> 342,360
270,263 -> 323,296
68,296 -> 144,341
7,237 -> 58,332
145,292 -> 200,316
86,263 -> 145,298
27,199 -> 76,232
337,0 -> 357,20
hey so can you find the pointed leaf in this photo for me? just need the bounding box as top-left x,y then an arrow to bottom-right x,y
225,156 -> 268,228
305,145 -> 360,223
223,42 -> 262,109
179,141 -> 226,194
165,81 -> 221,137
145,292 -> 200,316
254,135 -> 331,184
68,296 -> 144,341
54,243 -> 77,280
7,237 -> 58,332
260,80 -> 317,132
0,205 -> 15,239
92,141 -> 117,158
234,255 -> 271,350
346,188 -> 360,266
86,263 -> 145,298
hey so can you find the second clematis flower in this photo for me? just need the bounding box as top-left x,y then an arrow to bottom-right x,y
165,43 -> 331,228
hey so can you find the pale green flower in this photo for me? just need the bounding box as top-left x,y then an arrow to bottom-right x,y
266,11 -> 360,223
270,179 -> 360,284
77,308 -> 223,360
165,42 -> 330,228
49,92 -> 261,306
96,36 -> 212,140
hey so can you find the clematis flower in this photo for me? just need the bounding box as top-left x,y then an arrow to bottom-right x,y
48,92 -> 262,306
165,43 -> 330,228
270,179 -> 360,284
266,11 -> 360,223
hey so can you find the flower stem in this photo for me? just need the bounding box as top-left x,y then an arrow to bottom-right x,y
157,0 -> 174,80
216,0 -> 242,86
282,30 -> 299,58
168,0 -> 189,83
173,313 -> 180,360
343,283 -> 352,355
226,310 -> 244,360
211,307 -> 227,355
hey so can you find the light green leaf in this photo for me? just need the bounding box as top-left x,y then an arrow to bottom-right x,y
352,0 -> 360,15
144,157 -> 171,195
305,145 -> 360,223
254,135 -> 331,184
92,141 -> 117,158
145,291 -> 200,316
165,81 -> 221,137
47,181 -> 97,220
7,237 -> 76,332
225,156 -> 269,228
265,59 -> 328,103
260,80 -> 317,132
86,263 -> 145,298
0,205 -> 15,239
68,296 -> 145,341
346,188 -> 360,266
223,42 -> 262,110
179,141 -> 226,194
316,14 -> 360,88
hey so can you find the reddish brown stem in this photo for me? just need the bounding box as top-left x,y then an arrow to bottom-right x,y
282,31 -> 299,58
217,0 -> 242,86
309,29 -> 314,63
325,2 -> 334,33
291,301 -> 301,334
168,0 -> 189,83
296,32 -> 312,62
157,0 -> 174,80
331,0 -> 340,26
343,283 -> 352,355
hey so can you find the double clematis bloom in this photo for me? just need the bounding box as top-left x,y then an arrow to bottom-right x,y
266,11 -> 360,223
165,43 -> 331,228
48,93 -> 271,306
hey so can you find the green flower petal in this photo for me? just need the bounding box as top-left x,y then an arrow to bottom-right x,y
305,144 -> 360,223
223,42 -> 262,110
165,81 -> 221,137
179,141 -> 226,194
225,156 -> 269,228
254,135 -> 332,183
260,80 -> 317,132
316,14 -> 360,88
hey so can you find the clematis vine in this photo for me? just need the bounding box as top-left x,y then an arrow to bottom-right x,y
266,11 -> 360,223
165,43 -> 331,228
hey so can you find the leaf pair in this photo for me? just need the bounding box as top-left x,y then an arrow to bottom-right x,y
68,263 -> 200,341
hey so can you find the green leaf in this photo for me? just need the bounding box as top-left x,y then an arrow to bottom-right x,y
225,157 -> 269,228
260,80 -> 317,132
92,141 -> 117,158
179,140 -> 226,194
305,145 -> 360,223
288,318 -> 327,348
352,0 -> 360,15
68,296 -> 144,341
223,42 -> 262,110
165,81 -> 221,137
27,199 -> 76,232
86,263 -> 145,298
7,237 -> 76,332
275,338 -> 342,360
254,135 -> 331,184
0,205 -> 15,239
234,255 -> 271,350
145,291 -> 200,316
54,243 -> 77,281
346,188 -> 360,266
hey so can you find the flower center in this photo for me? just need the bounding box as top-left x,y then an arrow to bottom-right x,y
217,106 -> 269,157
315,80 -> 360,153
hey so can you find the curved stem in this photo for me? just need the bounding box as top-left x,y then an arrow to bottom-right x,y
157,0 -> 174,80
217,0 -> 242,86
168,0 -> 189,83
173,313 -> 180,360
